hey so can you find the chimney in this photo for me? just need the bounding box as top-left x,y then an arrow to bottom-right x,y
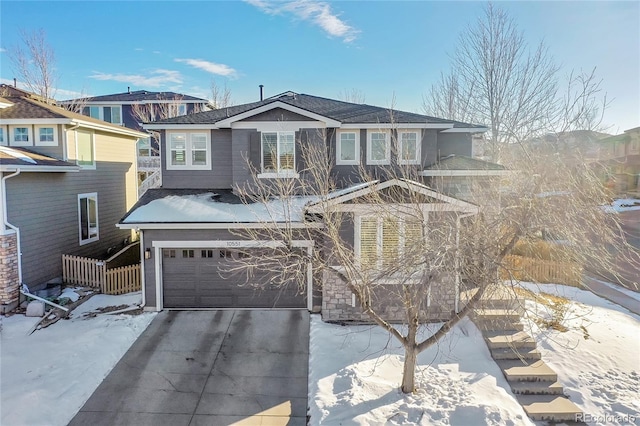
259,84 -> 264,101
127,86 -> 131,94
13,78 -> 17,88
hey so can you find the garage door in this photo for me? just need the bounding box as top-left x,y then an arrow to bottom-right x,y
161,248 -> 306,309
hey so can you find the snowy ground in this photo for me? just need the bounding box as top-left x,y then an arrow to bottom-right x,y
309,284 -> 640,426
1,285 -> 638,426
0,291 -> 156,426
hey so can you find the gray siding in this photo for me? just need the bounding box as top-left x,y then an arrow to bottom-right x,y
231,129 -> 254,190
161,129 -> 233,189
437,133 -> 473,158
4,161 -> 135,288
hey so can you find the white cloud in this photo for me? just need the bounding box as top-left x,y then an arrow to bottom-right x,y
175,58 -> 237,78
245,0 -> 359,43
89,69 -> 183,88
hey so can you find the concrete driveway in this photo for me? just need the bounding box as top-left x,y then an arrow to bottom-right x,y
69,310 -> 309,426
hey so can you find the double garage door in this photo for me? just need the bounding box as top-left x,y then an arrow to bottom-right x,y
161,247 -> 306,309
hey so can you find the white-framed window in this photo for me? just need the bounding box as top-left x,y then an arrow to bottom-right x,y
336,130 -> 360,165
82,105 -> 122,124
356,216 -> 423,269
398,130 -> 421,165
78,193 -> 99,245
76,130 -> 95,168
9,125 -> 32,146
261,131 -> 296,174
137,137 -> 152,157
367,130 -> 390,165
166,131 -> 211,170
35,125 -> 58,146
0,127 -> 5,146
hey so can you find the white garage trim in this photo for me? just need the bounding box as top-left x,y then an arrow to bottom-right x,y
152,240 -> 314,311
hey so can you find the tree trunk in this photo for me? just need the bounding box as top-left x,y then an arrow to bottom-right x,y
401,320 -> 419,393
401,343 -> 418,393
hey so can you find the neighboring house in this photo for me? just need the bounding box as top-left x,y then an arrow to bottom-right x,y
0,85 -> 147,312
594,127 -> 640,195
61,89 -> 211,194
117,91 -> 503,321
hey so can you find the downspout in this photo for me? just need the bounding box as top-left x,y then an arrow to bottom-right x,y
2,169 -> 23,299
455,211 -> 477,313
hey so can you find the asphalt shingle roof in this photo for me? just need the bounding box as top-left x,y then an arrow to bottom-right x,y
65,90 -> 208,103
149,92 -> 486,128
0,146 -> 78,168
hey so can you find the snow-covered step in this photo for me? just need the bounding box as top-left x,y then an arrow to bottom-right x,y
490,347 -> 541,361
516,395 -> 583,422
509,380 -> 564,395
484,330 -> 537,350
473,308 -> 521,320
497,359 -> 558,382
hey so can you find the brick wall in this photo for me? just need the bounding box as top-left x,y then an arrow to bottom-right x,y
0,232 -> 20,306
321,268 -> 457,323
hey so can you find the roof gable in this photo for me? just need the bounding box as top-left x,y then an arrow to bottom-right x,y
306,179 -> 478,214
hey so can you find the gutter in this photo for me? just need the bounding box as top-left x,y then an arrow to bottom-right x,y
1,169 -> 23,295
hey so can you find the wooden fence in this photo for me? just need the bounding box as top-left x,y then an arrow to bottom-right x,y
501,255 -> 583,287
62,254 -> 141,295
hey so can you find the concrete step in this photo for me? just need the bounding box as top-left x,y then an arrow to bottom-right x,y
484,330 -> 537,350
473,308 -> 521,321
475,319 -> 524,332
516,395 -> 583,422
497,360 -> 558,382
490,347 -> 541,361
509,380 -> 564,395
476,298 -> 525,313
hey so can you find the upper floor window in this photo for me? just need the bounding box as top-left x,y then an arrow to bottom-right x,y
78,193 -> 99,245
398,130 -> 420,165
138,137 -> 152,157
10,126 -> 32,146
367,130 -> 390,165
0,128 -> 5,146
167,132 -> 210,170
261,131 -> 295,174
83,105 -> 122,124
336,131 -> 360,165
76,130 -> 95,168
35,126 -> 58,146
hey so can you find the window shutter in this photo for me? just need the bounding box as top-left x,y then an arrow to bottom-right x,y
360,218 -> 378,268
249,131 -> 261,171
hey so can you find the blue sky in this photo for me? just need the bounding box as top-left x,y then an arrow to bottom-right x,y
1,1 -> 638,133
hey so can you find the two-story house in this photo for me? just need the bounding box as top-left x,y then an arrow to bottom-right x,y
62,89 -> 211,194
117,91 -> 505,320
0,84 -> 147,312
596,127 -> 640,195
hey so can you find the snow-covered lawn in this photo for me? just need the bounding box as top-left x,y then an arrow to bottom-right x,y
0,291 -> 156,426
309,284 -> 640,425
1,285 -> 638,426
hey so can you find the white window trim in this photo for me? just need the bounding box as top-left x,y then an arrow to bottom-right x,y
75,129 -> 96,170
336,130 -> 360,165
259,131 -> 297,177
78,192 -> 99,245
166,131 -> 211,170
354,214 -> 425,270
35,125 -> 58,147
9,125 -> 32,147
398,130 -> 421,165
85,105 -> 123,125
366,129 -> 390,165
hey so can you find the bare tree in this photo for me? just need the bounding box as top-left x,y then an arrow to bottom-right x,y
7,29 -> 58,103
227,122 -> 625,393
211,80 -> 232,109
423,3 -> 609,162
338,88 -> 366,104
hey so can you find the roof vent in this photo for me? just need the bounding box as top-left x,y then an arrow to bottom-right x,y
259,84 -> 264,101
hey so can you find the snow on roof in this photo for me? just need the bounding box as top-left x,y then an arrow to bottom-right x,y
0,146 -> 37,164
123,192 -> 318,223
